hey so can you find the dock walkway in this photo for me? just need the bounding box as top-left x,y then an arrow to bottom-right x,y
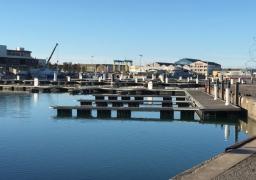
186,90 -> 240,118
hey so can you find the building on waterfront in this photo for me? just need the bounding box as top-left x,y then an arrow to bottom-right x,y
189,60 -> 221,75
175,58 -> 200,66
212,68 -> 253,77
79,64 -> 125,73
0,45 -> 38,74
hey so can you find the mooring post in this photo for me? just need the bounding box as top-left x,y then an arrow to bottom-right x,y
235,82 -> 239,106
34,78 -> 39,86
214,84 -> 218,100
53,73 -> 57,81
165,76 -> 168,84
221,80 -> 224,100
225,86 -> 230,106
216,79 -> 219,98
152,74 -> 155,80
208,78 -> 210,94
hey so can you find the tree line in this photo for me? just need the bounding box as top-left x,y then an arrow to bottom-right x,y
39,62 -> 87,73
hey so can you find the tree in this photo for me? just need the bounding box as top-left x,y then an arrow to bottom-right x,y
77,63 -> 81,73
62,62 -> 69,72
53,63 -> 58,69
68,62 -> 72,73
82,65 -> 86,73
48,62 -> 53,69
73,64 -> 78,73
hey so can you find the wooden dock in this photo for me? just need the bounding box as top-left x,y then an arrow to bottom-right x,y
50,90 -> 241,119
186,90 -> 240,119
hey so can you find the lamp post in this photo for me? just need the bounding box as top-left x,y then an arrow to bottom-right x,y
139,55 -> 142,72
91,56 -> 94,64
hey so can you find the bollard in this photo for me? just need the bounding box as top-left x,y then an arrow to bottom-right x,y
165,77 -> 168,84
216,79 -> 219,98
148,81 -> 153,89
111,74 -> 115,82
214,84 -> 218,100
221,80 -> 224,100
120,74 -> 124,80
34,78 -> 39,86
235,82 -> 239,106
159,75 -> 164,83
79,73 -> 82,80
53,73 -> 57,81
208,79 -> 211,94
225,88 -> 230,105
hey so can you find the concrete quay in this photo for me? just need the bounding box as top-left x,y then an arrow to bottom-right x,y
170,136 -> 256,180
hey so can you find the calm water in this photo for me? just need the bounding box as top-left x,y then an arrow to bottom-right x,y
0,92 -> 250,180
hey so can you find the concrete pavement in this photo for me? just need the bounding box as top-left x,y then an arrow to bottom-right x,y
170,137 -> 256,180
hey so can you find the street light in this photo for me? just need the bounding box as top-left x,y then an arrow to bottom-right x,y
139,55 -> 142,72
91,56 -> 94,64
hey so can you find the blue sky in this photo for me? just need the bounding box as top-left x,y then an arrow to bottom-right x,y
1,0 -> 256,68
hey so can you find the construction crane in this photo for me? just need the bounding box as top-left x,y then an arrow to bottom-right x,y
46,43 -> 58,67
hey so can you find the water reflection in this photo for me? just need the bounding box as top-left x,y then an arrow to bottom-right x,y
225,125 -> 230,140
239,118 -> 256,137
51,114 -> 243,142
33,93 -> 39,104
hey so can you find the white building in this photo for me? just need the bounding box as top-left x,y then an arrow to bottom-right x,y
189,61 -> 221,75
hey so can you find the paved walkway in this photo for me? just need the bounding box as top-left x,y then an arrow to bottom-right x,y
170,138 -> 256,180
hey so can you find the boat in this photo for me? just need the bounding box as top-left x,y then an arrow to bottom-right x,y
29,68 -> 66,80
28,43 -> 66,80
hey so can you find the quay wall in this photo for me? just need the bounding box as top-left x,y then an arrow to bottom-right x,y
206,85 -> 256,120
